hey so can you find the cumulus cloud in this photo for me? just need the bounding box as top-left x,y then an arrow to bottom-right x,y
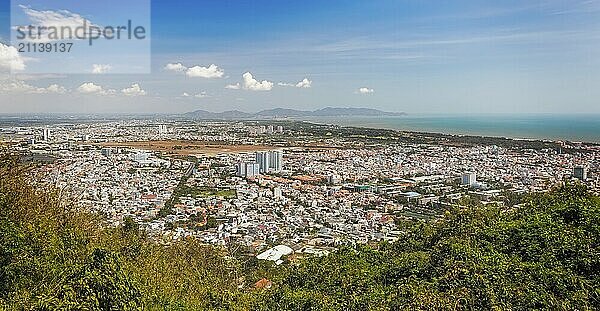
0,80 -> 33,93
186,64 -> 224,78
164,63 -> 187,72
0,79 -> 66,94
225,83 -> 241,90
164,62 -> 224,78
296,78 -> 312,88
358,87 -> 374,94
77,82 -> 102,93
0,43 -> 26,71
278,78 -> 312,88
77,82 -> 115,95
46,84 -> 67,94
92,64 -> 112,74
242,72 -> 273,91
121,83 -> 146,96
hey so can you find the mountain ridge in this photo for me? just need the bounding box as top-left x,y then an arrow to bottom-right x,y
184,107 -> 406,119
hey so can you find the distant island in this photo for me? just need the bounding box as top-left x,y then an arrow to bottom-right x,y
183,107 -> 406,119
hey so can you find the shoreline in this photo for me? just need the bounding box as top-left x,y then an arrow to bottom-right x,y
302,120 -> 577,143
1,114 -> 599,146
292,115 -> 600,145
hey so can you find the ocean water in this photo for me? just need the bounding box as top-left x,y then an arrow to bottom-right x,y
302,114 -> 600,143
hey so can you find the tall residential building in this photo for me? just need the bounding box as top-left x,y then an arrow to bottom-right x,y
42,128 -> 51,141
276,126 -> 284,133
273,187 -> 283,199
268,150 -> 283,173
235,162 -> 246,177
245,163 -> 260,177
461,172 -> 477,186
327,174 -> 341,185
133,152 -> 149,162
255,150 -> 284,174
158,125 -> 168,134
236,162 -> 260,178
256,151 -> 270,173
574,166 -> 588,181
101,148 -> 112,157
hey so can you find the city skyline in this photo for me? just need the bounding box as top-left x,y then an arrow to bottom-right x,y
0,0 -> 599,114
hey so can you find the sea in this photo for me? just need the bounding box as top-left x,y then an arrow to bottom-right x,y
302,114 -> 600,143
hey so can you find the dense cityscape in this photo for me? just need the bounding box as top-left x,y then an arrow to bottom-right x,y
1,118 -> 597,263
2,0 -> 600,308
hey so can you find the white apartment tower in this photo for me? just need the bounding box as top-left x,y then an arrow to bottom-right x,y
461,172 -> 477,186
268,150 -> 283,173
255,151 -> 270,173
245,163 -> 260,177
158,125 -> 168,135
255,150 -> 284,174
42,128 -> 51,141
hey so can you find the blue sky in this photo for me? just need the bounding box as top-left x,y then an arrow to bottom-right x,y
0,0 -> 599,114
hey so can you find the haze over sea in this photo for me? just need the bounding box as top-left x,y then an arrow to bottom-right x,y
304,114 -> 600,143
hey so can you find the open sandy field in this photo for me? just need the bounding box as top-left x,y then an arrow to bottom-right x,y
98,140 -> 276,156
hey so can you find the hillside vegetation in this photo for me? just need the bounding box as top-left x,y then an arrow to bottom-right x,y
1,154 -> 598,310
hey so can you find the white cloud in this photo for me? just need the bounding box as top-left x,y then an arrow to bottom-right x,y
186,64 -> 224,78
358,87 -> 374,94
0,43 -> 26,71
0,79 -> 66,94
121,83 -> 146,96
164,62 -> 187,72
16,5 -> 98,42
0,80 -> 34,93
46,84 -> 67,94
225,83 -> 241,90
77,82 -> 103,93
296,78 -> 312,88
77,82 -> 115,95
242,72 -> 273,91
278,78 -> 312,88
164,62 -> 224,78
92,64 -> 112,74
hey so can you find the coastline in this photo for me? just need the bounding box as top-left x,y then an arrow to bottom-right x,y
295,114 -> 600,144
2,113 -> 599,145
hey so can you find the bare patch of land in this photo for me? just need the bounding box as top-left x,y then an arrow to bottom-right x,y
98,140 -> 276,156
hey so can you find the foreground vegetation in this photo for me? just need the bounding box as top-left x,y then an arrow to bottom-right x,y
1,155 -> 598,310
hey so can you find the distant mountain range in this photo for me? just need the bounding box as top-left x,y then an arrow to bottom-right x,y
183,107 -> 406,119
